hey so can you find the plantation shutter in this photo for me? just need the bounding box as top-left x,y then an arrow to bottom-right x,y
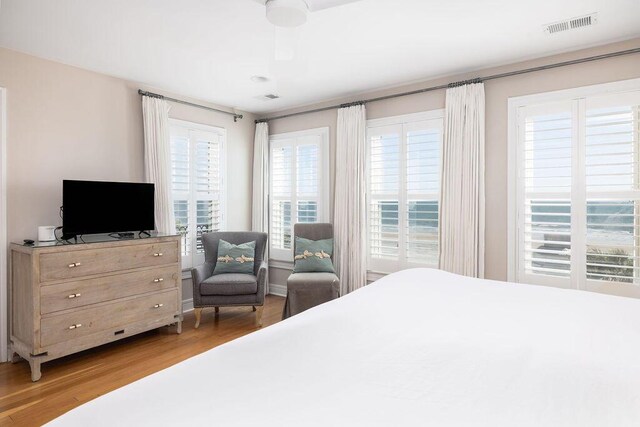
367,116 -> 443,273
519,103 -> 573,286
515,87 -> 640,297
269,128 -> 328,261
194,132 -> 223,255
171,130 -> 190,258
270,143 -> 293,255
584,92 -> 640,290
405,122 -> 441,266
368,125 -> 401,270
170,123 -> 225,269
296,142 -> 320,224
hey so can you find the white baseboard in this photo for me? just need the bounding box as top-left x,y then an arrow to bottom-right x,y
268,283 -> 287,297
182,298 -> 194,313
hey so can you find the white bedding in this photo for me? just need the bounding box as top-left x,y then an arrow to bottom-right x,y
48,268 -> 640,426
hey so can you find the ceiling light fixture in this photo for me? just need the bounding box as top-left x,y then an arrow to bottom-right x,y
265,0 -> 308,28
251,75 -> 270,83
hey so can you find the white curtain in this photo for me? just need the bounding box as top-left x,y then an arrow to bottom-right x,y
334,104 -> 367,294
439,83 -> 485,277
142,96 -> 175,235
252,122 -> 270,292
252,122 -> 270,233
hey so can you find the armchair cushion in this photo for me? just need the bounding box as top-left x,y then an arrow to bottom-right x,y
213,240 -> 256,275
200,273 -> 258,296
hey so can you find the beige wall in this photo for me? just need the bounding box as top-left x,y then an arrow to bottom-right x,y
264,38 -> 640,286
0,47 -> 256,304
2,36 -> 639,296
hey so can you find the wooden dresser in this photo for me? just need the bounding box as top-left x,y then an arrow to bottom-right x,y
10,235 -> 182,381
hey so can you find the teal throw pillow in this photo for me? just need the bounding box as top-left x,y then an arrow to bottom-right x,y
293,237 -> 335,273
213,240 -> 256,275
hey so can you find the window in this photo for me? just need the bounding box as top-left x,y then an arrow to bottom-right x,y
510,79 -> 640,297
269,128 -> 329,261
170,119 -> 226,269
366,111 -> 443,273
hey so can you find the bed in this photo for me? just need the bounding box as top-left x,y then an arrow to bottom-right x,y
47,268 -> 640,426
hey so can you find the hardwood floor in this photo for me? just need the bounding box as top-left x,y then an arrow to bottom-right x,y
0,296 -> 285,426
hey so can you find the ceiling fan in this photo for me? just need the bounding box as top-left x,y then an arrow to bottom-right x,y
253,0 -> 363,27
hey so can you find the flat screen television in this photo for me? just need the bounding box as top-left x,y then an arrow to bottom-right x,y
63,180 -> 155,237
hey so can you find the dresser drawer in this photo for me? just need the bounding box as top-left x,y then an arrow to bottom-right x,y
40,290 -> 178,347
39,241 -> 179,282
40,266 -> 179,314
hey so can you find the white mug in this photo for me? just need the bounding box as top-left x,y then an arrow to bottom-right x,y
38,226 -> 57,242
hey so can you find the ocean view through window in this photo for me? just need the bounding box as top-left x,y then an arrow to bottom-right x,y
511,80 -> 640,297
367,111 -> 443,273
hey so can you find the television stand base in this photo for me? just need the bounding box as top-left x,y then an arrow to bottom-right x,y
109,232 -> 135,239
61,234 -> 78,243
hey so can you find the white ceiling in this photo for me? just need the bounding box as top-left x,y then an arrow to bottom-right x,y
0,0 -> 639,114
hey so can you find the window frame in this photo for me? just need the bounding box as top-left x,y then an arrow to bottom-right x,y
169,118 -> 227,270
508,78 -> 640,297
366,110 -> 445,274
268,127 -> 330,262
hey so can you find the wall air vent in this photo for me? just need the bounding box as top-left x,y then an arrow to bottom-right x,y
544,13 -> 598,34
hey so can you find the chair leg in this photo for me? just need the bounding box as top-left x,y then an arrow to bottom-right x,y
215,307 -> 219,314
252,306 -> 256,312
194,308 -> 202,329
255,306 -> 264,327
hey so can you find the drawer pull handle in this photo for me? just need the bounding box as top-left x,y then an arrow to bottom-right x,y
153,278 -> 164,283
68,262 -> 82,268
68,323 -> 82,330
153,252 -> 163,257
67,293 -> 82,299
153,303 -> 164,309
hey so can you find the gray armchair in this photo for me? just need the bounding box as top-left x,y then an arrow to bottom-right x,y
283,223 -> 340,319
191,231 -> 268,328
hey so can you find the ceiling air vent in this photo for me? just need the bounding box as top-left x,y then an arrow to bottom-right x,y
254,94 -> 281,102
544,13 -> 598,34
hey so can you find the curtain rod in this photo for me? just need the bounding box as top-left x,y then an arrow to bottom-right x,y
255,47 -> 640,124
138,90 -> 243,122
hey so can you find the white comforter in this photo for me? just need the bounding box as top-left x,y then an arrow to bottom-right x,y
48,269 -> 640,426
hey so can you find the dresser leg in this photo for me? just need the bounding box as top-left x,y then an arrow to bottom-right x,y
29,359 -> 42,382
176,320 -> 182,334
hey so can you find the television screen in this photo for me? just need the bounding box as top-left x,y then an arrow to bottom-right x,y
63,180 -> 155,236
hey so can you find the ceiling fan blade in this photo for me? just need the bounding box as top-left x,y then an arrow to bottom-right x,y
307,0 -> 363,12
